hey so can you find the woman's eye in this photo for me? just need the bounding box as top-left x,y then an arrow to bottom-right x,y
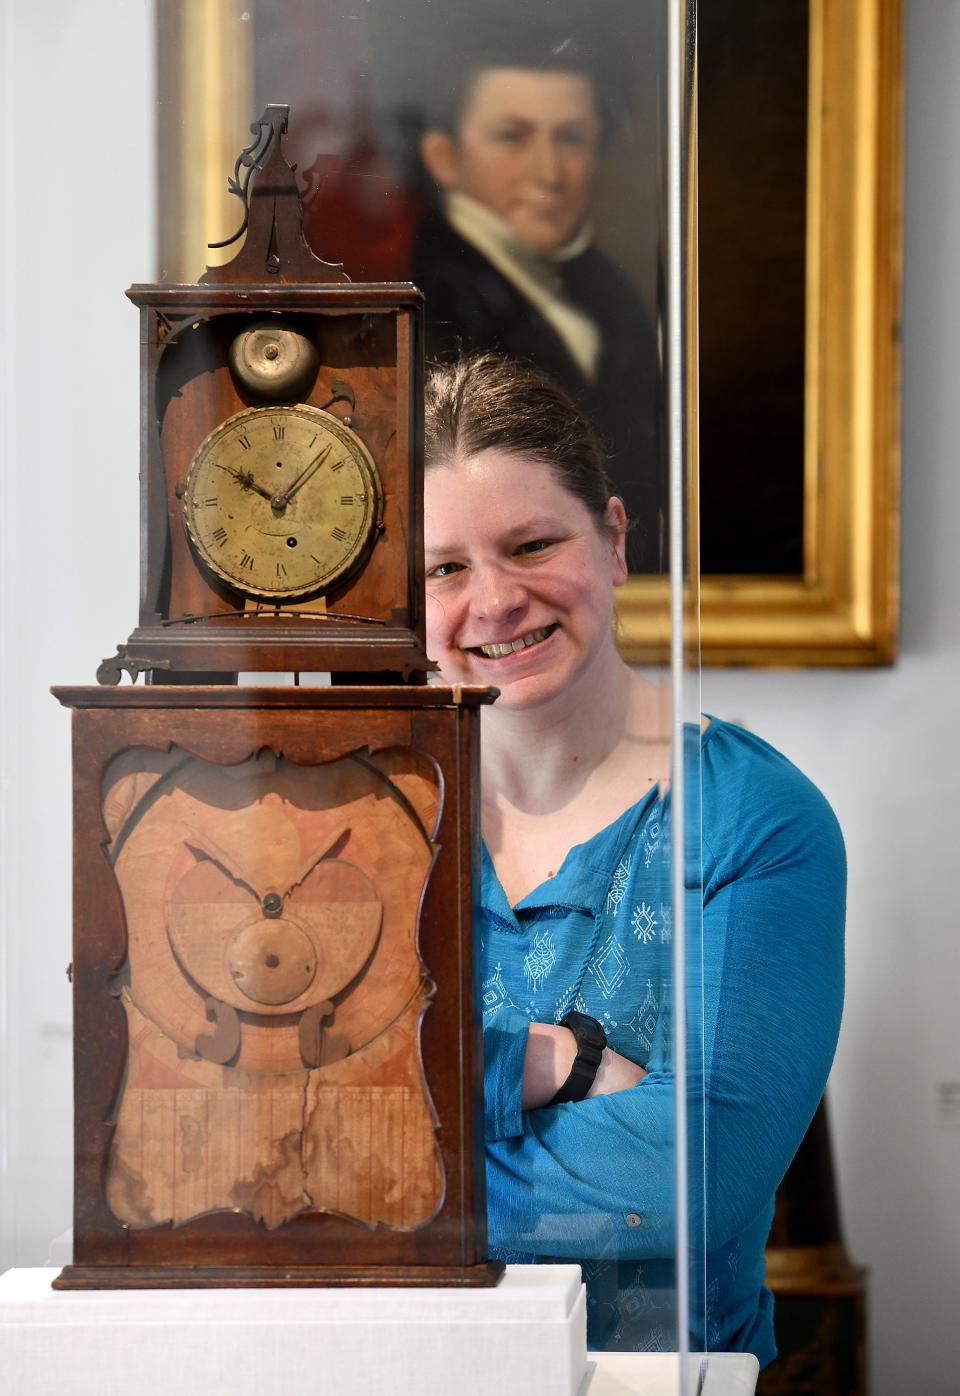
427,561 -> 463,579
516,539 -> 555,556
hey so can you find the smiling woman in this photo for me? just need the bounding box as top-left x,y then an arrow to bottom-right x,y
424,357 -> 626,717
422,355 -> 847,1364
425,447 -> 623,716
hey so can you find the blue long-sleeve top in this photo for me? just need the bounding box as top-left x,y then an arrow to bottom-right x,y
480,720 -> 846,1365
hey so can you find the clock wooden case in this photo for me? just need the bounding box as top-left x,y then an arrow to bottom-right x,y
56,106 -> 501,1290
99,105 -> 429,683
53,685 -> 499,1286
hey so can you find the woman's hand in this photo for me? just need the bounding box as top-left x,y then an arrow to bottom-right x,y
521,1022 -> 647,1110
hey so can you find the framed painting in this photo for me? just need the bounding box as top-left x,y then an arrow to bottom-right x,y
156,0 -> 901,666
618,0 -> 903,666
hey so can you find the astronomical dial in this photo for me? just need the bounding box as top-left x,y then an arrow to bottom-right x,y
182,403 -> 383,599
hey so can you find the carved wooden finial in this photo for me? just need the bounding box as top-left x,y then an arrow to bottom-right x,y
200,104 -> 349,286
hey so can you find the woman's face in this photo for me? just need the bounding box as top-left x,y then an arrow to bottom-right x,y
420,68 -> 600,253
424,449 -> 627,710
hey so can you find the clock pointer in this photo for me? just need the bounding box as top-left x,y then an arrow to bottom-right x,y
282,825 -> 352,901
271,443 -> 332,511
184,832 -> 260,902
185,823 -> 350,916
212,462 -> 274,502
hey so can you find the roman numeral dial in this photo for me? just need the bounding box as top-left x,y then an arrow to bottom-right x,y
181,403 -> 382,599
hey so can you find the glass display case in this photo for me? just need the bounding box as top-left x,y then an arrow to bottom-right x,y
0,3 -> 733,1393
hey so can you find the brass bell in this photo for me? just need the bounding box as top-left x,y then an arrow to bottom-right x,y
228,320 -> 320,400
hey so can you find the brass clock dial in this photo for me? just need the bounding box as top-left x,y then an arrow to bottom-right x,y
182,403 -> 383,599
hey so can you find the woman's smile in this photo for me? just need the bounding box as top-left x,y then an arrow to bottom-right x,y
424,448 -> 626,709
467,623 -> 559,660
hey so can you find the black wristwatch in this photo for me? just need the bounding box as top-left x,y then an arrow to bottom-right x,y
548,1011 -> 607,1105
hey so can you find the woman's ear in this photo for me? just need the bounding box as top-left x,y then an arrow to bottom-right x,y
604,496 -> 629,586
420,129 -> 460,191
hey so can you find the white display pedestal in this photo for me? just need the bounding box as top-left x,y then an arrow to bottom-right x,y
0,1266 -> 758,1396
1,1266 -> 585,1396
584,1352 -> 759,1394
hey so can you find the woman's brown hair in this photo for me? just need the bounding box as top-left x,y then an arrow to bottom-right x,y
423,354 -> 616,529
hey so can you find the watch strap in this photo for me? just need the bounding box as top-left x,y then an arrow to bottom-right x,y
548,1012 -> 607,1106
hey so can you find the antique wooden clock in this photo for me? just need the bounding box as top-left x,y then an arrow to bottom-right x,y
98,104 -> 428,684
53,106 -> 500,1288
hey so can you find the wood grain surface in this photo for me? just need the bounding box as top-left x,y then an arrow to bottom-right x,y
104,748 -> 443,1231
56,690 -> 495,1283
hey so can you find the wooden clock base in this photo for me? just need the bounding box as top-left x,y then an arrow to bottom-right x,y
54,684 -> 499,1289
54,1262 -> 505,1291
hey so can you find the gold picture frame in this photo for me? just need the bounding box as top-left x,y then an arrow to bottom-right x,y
619,0 -> 903,667
156,0 -> 253,283
159,0 -> 902,668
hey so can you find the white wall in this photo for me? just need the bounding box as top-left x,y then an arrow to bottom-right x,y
0,0 -> 153,1266
701,6 -> 960,1392
1,3 -> 957,1393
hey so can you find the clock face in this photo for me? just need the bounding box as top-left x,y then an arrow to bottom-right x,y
182,403 -> 383,599
101,745 -> 445,1232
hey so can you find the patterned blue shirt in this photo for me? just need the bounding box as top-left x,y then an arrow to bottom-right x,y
480,720 -> 845,1366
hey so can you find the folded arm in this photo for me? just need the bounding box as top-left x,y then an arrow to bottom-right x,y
482,771 -> 846,1262
521,1021 -> 647,1110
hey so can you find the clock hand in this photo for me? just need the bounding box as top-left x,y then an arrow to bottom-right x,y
281,825 -> 352,902
184,832 -> 261,902
211,462 -> 274,501
237,472 -> 275,502
272,444 -> 332,509
187,824 -> 351,916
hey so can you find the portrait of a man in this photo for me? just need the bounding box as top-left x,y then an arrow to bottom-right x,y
257,0 -> 666,573
408,27 -> 662,573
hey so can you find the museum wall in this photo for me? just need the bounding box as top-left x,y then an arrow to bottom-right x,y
0,2 -> 956,1394
702,7 -> 960,1392
0,0 -> 153,1268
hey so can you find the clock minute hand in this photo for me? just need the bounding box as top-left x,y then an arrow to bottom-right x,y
283,824 -> 352,900
274,444 -> 333,508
